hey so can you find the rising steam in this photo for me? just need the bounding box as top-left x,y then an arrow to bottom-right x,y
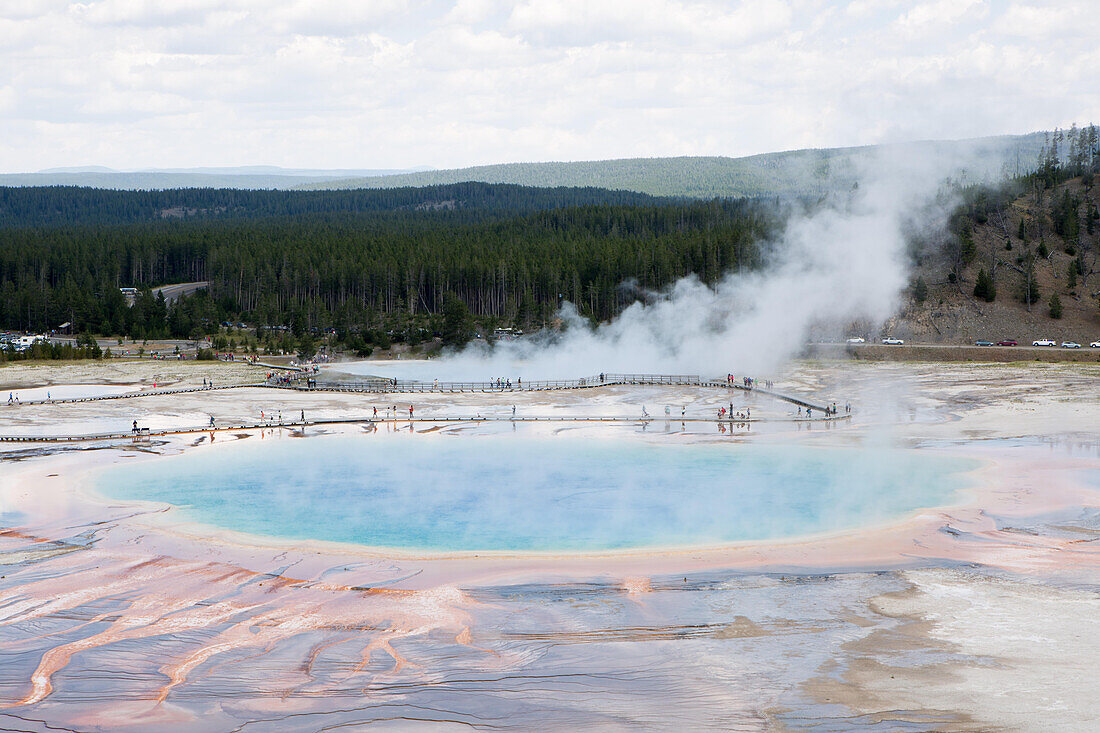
361,148 -> 981,381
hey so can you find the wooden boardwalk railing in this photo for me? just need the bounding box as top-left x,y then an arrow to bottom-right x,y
3,373 -> 838,414
0,411 -> 850,443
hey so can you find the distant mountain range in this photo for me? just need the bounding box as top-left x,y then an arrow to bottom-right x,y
299,134 -> 1048,198
0,166 -> 431,191
3,133 -> 1048,198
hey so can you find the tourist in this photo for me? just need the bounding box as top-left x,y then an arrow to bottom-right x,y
512,405 -> 516,417
409,405 -> 414,418
209,415 -> 215,427
132,420 -> 138,433
300,409 -> 305,422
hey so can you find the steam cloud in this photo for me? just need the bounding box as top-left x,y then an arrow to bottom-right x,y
361,148 -> 985,381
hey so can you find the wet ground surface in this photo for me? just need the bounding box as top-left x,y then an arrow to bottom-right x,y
0,361 -> 1098,730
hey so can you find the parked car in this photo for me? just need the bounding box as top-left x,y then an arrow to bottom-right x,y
975,340 -> 993,346
996,339 -> 1018,346
845,337 -> 865,344
881,337 -> 904,345
1061,341 -> 1082,349
1091,341 -> 1100,348
1032,339 -> 1056,347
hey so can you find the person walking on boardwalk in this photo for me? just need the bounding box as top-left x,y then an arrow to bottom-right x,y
300,409 -> 305,423
132,420 -> 138,433
373,406 -> 378,418
512,405 -> 516,417
209,415 -> 215,428
409,404 -> 414,418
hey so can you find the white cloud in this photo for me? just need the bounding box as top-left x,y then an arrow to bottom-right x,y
0,0 -> 1097,171
895,0 -> 987,29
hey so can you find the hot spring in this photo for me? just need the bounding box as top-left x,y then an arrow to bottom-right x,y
96,435 -> 974,552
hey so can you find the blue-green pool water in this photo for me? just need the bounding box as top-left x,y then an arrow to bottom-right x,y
96,436 -> 974,552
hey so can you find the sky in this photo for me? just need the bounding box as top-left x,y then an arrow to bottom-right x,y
1,0 -> 1097,172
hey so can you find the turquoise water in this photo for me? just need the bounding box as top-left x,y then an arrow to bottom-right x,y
97,436 -> 973,552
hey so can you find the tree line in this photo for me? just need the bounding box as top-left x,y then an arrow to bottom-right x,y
0,182 -> 671,228
0,186 -> 772,347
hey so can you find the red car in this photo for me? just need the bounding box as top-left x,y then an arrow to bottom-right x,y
996,339 -> 1018,346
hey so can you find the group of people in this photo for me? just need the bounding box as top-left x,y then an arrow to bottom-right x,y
726,375 -> 776,390
718,404 -> 751,420
796,401 -> 850,418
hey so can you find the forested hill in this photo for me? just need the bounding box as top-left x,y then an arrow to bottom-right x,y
0,182 -> 670,228
300,133 -> 1047,198
2,133 -> 1047,198
0,195 -> 771,342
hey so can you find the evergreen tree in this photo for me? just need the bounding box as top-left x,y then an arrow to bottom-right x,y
441,298 -> 473,348
1020,254 -> 1041,307
912,277 -> 928,304
297,333 -> 317,360
1048,293 -> 1063,319
973,269 -> 996,302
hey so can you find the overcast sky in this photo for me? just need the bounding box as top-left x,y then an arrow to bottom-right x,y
2,0 -> 1097,172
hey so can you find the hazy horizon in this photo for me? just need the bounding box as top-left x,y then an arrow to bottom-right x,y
4,129 -> 1057,178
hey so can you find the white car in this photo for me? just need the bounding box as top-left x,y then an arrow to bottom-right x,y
881,337 -> 904,345
1061,341 -> 1081,349
1032,339 -> 1056,347
845,337 -> 865,344
1092,341 -> 1100,348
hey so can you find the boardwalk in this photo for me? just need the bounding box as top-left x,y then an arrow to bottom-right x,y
7,373 -> 837,413
0,412 -> 849,443
1,371 -> 849,444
